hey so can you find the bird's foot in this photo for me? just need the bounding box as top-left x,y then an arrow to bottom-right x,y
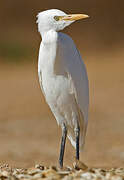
73,159 -> 88,170
58,165 -> 71,171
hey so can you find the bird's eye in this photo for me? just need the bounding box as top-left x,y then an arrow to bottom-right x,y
54,16 -> 60,21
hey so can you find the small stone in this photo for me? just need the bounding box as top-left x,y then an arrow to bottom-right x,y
16,174 -> 31,179
1,170 -> 10,177
57,170 -> 70,175
81,172 -> 96,179
32,173 -> 43,179
27,167 -> 41,175
111,175 -> 123,180
35,164 -> 44,170
106,172 -> 114,179
42,169 -> 60,179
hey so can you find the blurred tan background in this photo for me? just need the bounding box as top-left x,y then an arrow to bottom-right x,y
0,0 -> 124,168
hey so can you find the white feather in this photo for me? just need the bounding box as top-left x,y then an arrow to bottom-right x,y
37,9 -> 89,150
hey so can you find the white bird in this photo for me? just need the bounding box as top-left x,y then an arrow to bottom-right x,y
37,9 -> 89,168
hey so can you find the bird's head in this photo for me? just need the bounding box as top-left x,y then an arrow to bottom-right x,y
37,9 -> 89,36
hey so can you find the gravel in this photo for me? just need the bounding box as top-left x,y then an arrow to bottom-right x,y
0,163 -> 124,180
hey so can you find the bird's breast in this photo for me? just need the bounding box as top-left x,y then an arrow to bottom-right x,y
41,72 -> 70,105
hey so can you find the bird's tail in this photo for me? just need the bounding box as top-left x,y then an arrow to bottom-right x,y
67,109 -> 88,152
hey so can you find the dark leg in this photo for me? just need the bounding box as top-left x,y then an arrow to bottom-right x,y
59,123 -> 67,168
75,124 -> 80,160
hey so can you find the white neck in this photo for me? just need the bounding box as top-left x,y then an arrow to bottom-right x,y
38,30 -> 58,75
41,29 -> 58,44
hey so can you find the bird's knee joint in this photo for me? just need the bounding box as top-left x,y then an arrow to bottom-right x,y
62,123 -> 67,134
74,126 -> 80,135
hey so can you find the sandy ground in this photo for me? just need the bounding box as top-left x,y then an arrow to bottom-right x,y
0,50 -> 124,168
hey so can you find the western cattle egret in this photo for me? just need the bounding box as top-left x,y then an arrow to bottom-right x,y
37,9 -> 89,168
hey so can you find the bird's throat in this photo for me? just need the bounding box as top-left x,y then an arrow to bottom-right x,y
39,30 -> 58,76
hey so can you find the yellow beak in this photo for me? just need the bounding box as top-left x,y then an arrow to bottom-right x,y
61,14 -> 89,21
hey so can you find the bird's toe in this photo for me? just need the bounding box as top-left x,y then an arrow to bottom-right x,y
73,159 -> 88,170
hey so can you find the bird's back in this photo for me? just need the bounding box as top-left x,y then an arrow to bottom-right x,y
56,32 -> 89,148
57,32 -> 89,123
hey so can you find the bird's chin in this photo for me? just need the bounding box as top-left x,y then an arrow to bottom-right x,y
64,20 -> 75,28
57,20 -> 75,31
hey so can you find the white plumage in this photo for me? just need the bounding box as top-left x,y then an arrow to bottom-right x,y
37,9 -> 89,166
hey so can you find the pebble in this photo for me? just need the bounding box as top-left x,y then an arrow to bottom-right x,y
0,164 -> 123,180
